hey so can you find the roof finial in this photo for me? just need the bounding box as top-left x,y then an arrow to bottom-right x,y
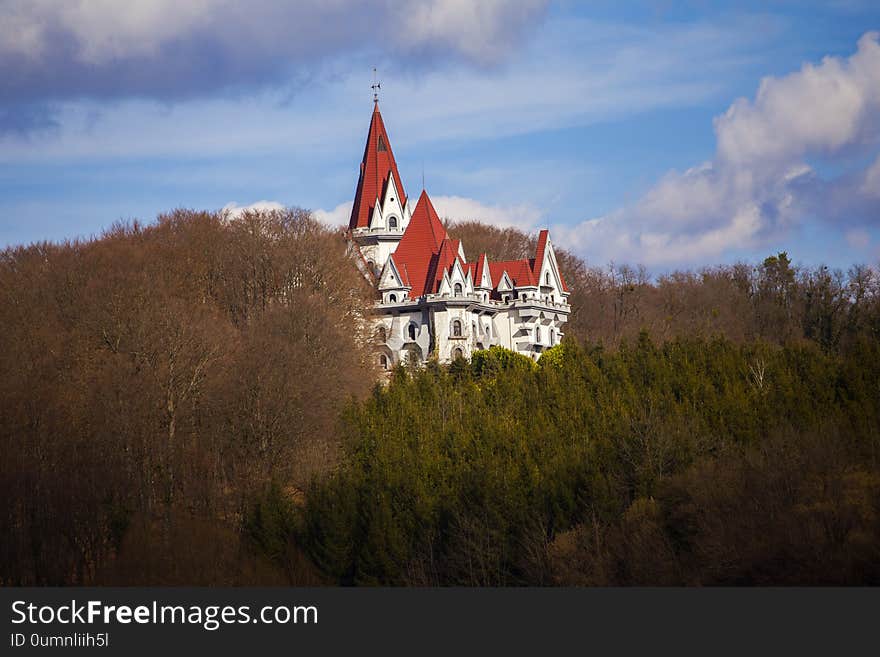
371,67 -> 381,104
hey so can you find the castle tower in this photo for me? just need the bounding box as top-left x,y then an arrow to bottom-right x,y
348,102 -> 411,277
347,98 -> 571,369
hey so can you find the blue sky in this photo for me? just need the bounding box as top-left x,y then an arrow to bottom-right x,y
1,1 -> 878,271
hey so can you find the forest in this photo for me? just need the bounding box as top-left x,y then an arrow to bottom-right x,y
1,209 -> 879,585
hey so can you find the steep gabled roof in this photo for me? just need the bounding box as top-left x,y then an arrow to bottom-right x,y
391,190 -> 449,298
349,104 -> 406,230
430,238 -> 463,293
533,229 -> 549,281
532,229 -> 570,292
389,254 -> 411,287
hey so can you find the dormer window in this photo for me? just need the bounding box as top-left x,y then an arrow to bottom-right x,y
389,293 -> 397,303
389,216 -> 398,229
454,283 -> 463,296
377,135 -> 387,152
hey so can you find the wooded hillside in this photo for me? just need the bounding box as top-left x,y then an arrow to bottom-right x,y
2,210 -> 878,585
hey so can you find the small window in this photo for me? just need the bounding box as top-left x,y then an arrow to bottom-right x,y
408,323 -> 417,340
389,293 -> 397,303
550,328 -> 556,345
545,272 -> 551,285
377,326 -> 387,342
454,283 -> 463,296
380,355 -> 388,370
452,320 -> 462,337
535,326 -> 540,343
485,324 -> 490,337
503,295 -> 510,303
377,135 -> 387,152
453,347 -> 464,360
389,216 -> 398,229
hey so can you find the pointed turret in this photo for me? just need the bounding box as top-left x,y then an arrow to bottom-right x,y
390,190 -> 451,298
349,103 -> 407,231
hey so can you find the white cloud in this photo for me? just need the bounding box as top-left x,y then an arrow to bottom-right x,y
715,32 -> 880,167
221,199 -> 284,220
0,1 -> 547,76
431,195 -> 543,231
0,13 -> 762,161
559,32 -> 880,267
312,201 -> 352,227
398,0 -> 548,65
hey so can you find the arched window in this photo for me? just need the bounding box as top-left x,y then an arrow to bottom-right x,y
380,355 -> 388,370
503,295 -> 510,304
452,347 -> 464,360
389,293 -> 397,303
549,328 -> 555,345
545,272 -> 551,285
454,282 -> 463,296
472,321 -> 477,338
377,326 -> 387,342
452,320 -> 462,337
485,324 -> 490,337
408,322 -> 417,340
389,216 -> 398,229
535,326 -> 541,343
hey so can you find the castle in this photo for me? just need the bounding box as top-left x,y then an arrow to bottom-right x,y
348,100 -> 571,368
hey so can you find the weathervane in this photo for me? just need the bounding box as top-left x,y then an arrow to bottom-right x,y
371,67 -> 381,104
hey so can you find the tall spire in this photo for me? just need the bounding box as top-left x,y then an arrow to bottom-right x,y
348,102 -> 406,231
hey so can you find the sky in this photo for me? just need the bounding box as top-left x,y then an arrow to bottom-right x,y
1,0 -> 879,272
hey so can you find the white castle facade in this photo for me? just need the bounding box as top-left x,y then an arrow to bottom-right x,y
348,102 -> 571,368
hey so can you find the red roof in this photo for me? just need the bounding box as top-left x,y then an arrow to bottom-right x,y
489,259 -> 537,288
391,190 -> 449,298
429,238 -> 463,294
532,229 -> 570,292
349,103 -> 406,230
388,253 -> 411,287
388,189 -> 573,300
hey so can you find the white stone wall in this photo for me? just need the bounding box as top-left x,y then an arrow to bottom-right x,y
372,296 -> 569,370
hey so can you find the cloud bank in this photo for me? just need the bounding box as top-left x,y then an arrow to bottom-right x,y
561,32 -> 880,267
0,0 -> 547,132
222,199 -> 284,220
